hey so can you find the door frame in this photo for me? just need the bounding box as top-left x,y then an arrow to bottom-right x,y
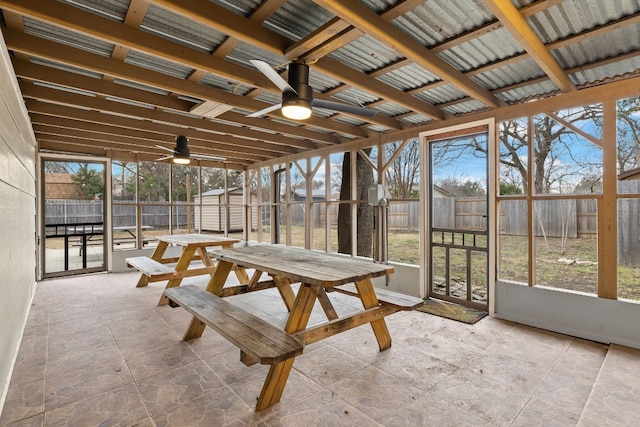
38,153 -> 112,280
419,118 -> 496,315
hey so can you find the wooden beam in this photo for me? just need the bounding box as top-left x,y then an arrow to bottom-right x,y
27,103 -> 291,156
148,0 -> 445,121
30,118 -> 271,161
0,2 -> 371,137
313,0 -> 502,109
12,59 -> 193,111
289,0 -> 425,61
482,0 -> 576,93
4,29 -> 362,140
33,126 -> 254,164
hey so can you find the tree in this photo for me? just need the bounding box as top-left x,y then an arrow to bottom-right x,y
338,149 -> 374,257
437,177 -> 486,197
617,96 -> 640,172
499,106 -> 604,194
43,161 -> 71,174
133,162 -> 170,202
71,163 -> 104,200
499,182 -> 523,195
385,138 -> 420,198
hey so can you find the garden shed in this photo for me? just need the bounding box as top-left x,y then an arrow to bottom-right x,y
193,187 -> 258,232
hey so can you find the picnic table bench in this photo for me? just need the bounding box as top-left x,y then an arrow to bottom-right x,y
165,285 -> 304,365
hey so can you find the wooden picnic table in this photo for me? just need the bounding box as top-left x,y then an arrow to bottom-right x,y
164,244 -> 423,411
126,233 -> 244,305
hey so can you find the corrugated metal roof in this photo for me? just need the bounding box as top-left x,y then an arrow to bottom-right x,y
140,4 -> 227,54
60,0 -> 129,22
24,17 -> 114,57
123,49 -> 194,80
263,0 -> 333,41
329,34 -> 404,73
30,57 -> 104,79
391,0 -> 495,47
198,72 -> 254,96
376,63 -> 440,91
6,0 -> 640,165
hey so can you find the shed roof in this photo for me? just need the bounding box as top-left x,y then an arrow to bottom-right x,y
198,187 -> 242,197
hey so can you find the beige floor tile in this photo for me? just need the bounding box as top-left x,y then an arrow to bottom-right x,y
429,368 -> 530,425
227,367 -> 324,415
328,365 -> 425,424
534,370 -> 594,416
138,362 -> 258,427
399,392 -> 492,427
578,388 -> 639,427
2,413 -> 43,427
327,326 -> 404,364
7,272 -> 640,427
44,356 -> 133,411
202,348 -> 267,384
45,339 -> 123,380
460,351 -> 551,394
292,345 -> 369,388
125,341 -> 200,381
262,389 -> 383,427
0,380 -> 44,426
511,397 -> 581,426
552,339 -> 609,383
42,383 -> 148,427
591,344 -> 640,403
372,345 -> 458,392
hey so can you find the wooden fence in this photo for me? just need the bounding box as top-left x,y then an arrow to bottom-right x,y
46,190 -> 640,267
45,201 -> 190,229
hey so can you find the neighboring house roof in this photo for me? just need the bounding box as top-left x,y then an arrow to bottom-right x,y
619,167 -> 640,181
44,173 -> 83,200
432,185 -> 455,198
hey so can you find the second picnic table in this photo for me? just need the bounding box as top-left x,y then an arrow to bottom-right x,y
126,233 -> 243,305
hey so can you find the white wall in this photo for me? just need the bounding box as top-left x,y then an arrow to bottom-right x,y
495,281 -> 640,349
0,30 -> 38,412
376,262 -> 640,351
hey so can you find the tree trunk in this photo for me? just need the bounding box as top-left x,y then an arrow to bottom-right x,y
338,150 -> 374,256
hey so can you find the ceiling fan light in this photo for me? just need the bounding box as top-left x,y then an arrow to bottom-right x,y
172,156 -> 190,164
282,98 -> 312,120
172,135 -> 191,164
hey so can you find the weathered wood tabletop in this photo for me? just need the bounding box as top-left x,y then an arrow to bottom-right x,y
210,244 -> 394,287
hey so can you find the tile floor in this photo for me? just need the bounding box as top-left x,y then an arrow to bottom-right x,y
1,271 -> 639,426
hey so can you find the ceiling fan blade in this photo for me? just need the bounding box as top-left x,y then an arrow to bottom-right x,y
250,60 -> 297,94
156,155 -> 172,161
190,153 -> 226,162
246,103 -> 282,118
312,99 -> 377,118
155,144 -> 175,153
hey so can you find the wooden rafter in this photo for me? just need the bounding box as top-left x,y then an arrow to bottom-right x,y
482,0 -> 576,93
313,0 -> 503,109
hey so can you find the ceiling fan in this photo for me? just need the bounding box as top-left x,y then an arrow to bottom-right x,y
156,135 -> 226,164
247,60 -> 377,120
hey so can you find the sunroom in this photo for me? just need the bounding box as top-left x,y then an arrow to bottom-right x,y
2,0 -> 640,425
